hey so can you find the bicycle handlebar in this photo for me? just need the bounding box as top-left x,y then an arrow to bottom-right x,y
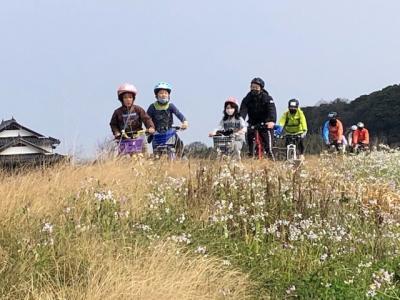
156,125 -> 182,133
116,129 -> 149,141
214,129 -> 234,137
284,134 -> 302,138
250,122 -> 266,130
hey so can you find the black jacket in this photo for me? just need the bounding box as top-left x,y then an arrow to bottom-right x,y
240,90 -> 277,125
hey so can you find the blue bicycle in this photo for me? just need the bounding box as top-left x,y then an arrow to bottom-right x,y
151,126 -> 182,160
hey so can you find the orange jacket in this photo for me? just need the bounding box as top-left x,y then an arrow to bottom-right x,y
329,120 -> 343,143
353,128 -> 369,145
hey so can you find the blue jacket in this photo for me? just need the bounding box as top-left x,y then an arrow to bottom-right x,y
322,121 -> 330,144
147,102 -> 186,132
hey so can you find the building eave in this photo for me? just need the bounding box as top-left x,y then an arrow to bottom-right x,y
0,137 -> 51,154
0,119 -> 44,137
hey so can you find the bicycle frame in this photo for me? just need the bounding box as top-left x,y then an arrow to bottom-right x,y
327,140 -> 344,154
285,135 -> 300,161
354,143 -> 369,153
152,126 -> 181,160
250,123 -> 266,159
255,130 -> 263,159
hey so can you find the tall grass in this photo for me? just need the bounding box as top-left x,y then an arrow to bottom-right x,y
1,151 -> 400,299
0,159 -> 250,299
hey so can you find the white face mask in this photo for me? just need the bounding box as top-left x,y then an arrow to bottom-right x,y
225,108 -> 235,116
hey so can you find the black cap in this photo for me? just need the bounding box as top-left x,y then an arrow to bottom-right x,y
251,77 -> 265,89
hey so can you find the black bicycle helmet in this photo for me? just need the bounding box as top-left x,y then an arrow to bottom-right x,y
288,99 -> 299,108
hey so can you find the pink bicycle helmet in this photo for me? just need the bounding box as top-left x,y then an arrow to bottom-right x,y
225,96 -> 238,107
117,83 -> 137,100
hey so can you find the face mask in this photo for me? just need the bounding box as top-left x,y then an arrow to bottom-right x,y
225,108 -> 235,116
289,108 -> 297,114
157,98 -> 169,104
251,90 -> 261,96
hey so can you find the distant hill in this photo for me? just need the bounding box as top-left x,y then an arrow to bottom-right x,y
303,84 -> 400,146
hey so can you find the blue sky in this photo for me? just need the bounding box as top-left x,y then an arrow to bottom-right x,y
1,0 -> 399,157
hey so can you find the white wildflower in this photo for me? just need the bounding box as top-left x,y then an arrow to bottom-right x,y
176,213 -> 186,224
286,285 -> 296,294
42,223 -> 53,234
320,253 -> 328,262
344,278 -> 354,285
222,259 -> 231,266
170,233 -> 192,244
134,224 -> 152,232
195,246 -> 207,254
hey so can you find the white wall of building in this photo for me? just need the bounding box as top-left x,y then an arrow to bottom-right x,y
0,129 -> 37,138
0,145 -> 44,155
42,146 -> 53,153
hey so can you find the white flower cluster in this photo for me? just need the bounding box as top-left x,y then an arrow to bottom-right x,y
133,223 -> 152,232
286,285 -> 296,295
194,246 -> 207,254
42,222 -> 53,234
169,233 -> 192,244
94,190 -> 115,203
147,177 -> 181,205
366,269 -> 394,298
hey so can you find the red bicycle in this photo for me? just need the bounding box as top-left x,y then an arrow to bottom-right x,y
250,123 -> 265,159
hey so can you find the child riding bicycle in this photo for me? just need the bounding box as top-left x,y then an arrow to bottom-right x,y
110,83 -> 155,154
209,97 -> 246,159
147,82 -> 188,157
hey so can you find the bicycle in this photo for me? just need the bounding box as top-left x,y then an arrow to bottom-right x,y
352,143 -> 370,155
272,134 -> 301,162
152,126 -> 183,160
327,140 -> 345,155
285,134 -> 301,161
249,123 -> 266,159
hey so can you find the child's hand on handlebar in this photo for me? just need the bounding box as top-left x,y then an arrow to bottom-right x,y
148,127 -> 155,134
121,131 -> 129,139
181,121 -> 189,129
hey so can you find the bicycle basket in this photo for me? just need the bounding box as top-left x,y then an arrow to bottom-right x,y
118,135 -> 145,155
213,135 -> 235,153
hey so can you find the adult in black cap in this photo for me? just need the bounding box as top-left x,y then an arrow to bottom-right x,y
240,77 -> 277,158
